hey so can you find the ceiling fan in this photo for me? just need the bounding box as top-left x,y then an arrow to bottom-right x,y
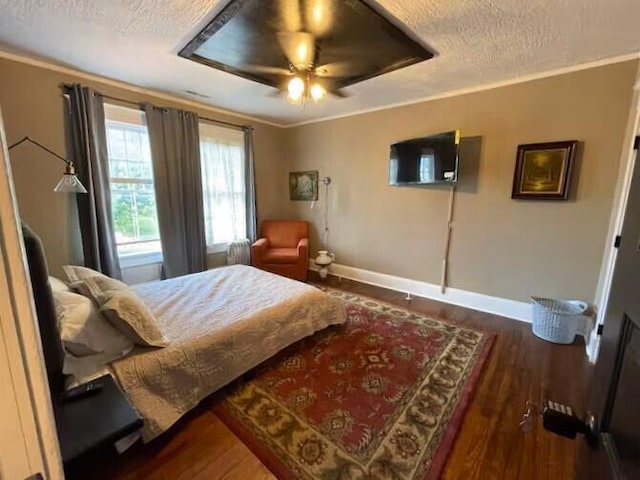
247,31 -> 351,104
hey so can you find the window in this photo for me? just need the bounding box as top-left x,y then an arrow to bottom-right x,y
104,104 -> 162,264
199,123 -> 246,252
419,148 -> 435,183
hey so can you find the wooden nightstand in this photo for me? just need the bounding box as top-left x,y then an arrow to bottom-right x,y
54,374 -> 143,468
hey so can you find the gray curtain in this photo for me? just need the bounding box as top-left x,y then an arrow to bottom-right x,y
244,127 -> 258,242
67,85 -> 122,279
144,105 -> 207,278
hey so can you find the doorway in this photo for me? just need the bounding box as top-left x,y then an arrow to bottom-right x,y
590,84 -> 640,363
577,133 -> 640,479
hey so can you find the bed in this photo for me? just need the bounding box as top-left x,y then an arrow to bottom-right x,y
22,224 -> 346,443
113,265 -> 345,441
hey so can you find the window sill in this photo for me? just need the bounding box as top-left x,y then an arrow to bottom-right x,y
207,243 -> 228,255
119,251 -> 163,269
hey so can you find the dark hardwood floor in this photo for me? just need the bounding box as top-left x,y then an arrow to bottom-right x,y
88,274 -> 591,480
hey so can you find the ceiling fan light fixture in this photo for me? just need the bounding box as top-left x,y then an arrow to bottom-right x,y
310,82 -> 327,103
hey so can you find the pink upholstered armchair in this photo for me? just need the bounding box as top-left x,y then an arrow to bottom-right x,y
251,220 -> 309,281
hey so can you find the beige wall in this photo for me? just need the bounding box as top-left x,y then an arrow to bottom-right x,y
1,56 -> 636,303
282,61 -> 638,303
0,57 -> 287,278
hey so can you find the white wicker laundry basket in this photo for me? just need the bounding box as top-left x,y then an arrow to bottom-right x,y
531,297 -> 588,344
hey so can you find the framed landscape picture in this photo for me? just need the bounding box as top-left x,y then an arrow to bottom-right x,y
511,141 -> 577,200
289,170 -> 319,201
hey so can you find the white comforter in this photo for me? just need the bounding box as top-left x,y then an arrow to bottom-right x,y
111,265 -> 346,441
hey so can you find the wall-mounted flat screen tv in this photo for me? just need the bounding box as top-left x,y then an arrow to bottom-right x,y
389,130 -> 460,185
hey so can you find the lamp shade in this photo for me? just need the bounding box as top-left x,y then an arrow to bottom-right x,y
54,165 -> 87,194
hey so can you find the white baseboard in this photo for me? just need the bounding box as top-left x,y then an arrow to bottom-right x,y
309,260 -> 531,323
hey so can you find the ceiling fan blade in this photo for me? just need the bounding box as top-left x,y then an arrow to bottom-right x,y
244,65 -> 292,76
314,77 -> 351,99
267,87 -> 349,101
329,88 -> 351,99
315,61 -> 363,78
277,31 -> 316,69
268,89 -> 286,98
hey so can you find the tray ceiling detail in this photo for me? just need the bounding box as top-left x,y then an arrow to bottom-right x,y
179,0 -> 433,93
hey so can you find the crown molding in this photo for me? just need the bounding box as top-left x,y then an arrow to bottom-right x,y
285,52 -> 640,128
0,49 -> 286,128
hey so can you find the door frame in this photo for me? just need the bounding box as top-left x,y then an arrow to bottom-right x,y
0,107 -> 63,478
590,66 -> 640,363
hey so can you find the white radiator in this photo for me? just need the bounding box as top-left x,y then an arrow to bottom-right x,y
226,239 -> 251,265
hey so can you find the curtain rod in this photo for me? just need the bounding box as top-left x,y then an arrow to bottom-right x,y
61,84 -> 252,131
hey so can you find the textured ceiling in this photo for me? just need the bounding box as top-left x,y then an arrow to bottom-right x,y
0,0 -> 639,126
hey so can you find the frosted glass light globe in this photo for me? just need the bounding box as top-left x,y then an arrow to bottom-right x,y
287,77 -> 305,98
310,83 -> 327,103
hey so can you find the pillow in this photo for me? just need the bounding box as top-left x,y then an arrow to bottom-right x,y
54,290 -> 134,358
81,276 -> 169,348
63,265 -> 111,284
49,276 -> 71,293
70,274 -> 128,299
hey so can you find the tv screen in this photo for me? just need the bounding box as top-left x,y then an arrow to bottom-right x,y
389,130 -> 460,185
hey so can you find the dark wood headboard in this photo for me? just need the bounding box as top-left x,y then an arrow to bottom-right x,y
21,223 -> 65,400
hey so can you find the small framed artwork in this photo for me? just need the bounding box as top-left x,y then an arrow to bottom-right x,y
289,170 -> 319,201
511,141 -> 577,200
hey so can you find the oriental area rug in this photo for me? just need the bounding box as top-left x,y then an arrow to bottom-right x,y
214,288 -> 495,480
